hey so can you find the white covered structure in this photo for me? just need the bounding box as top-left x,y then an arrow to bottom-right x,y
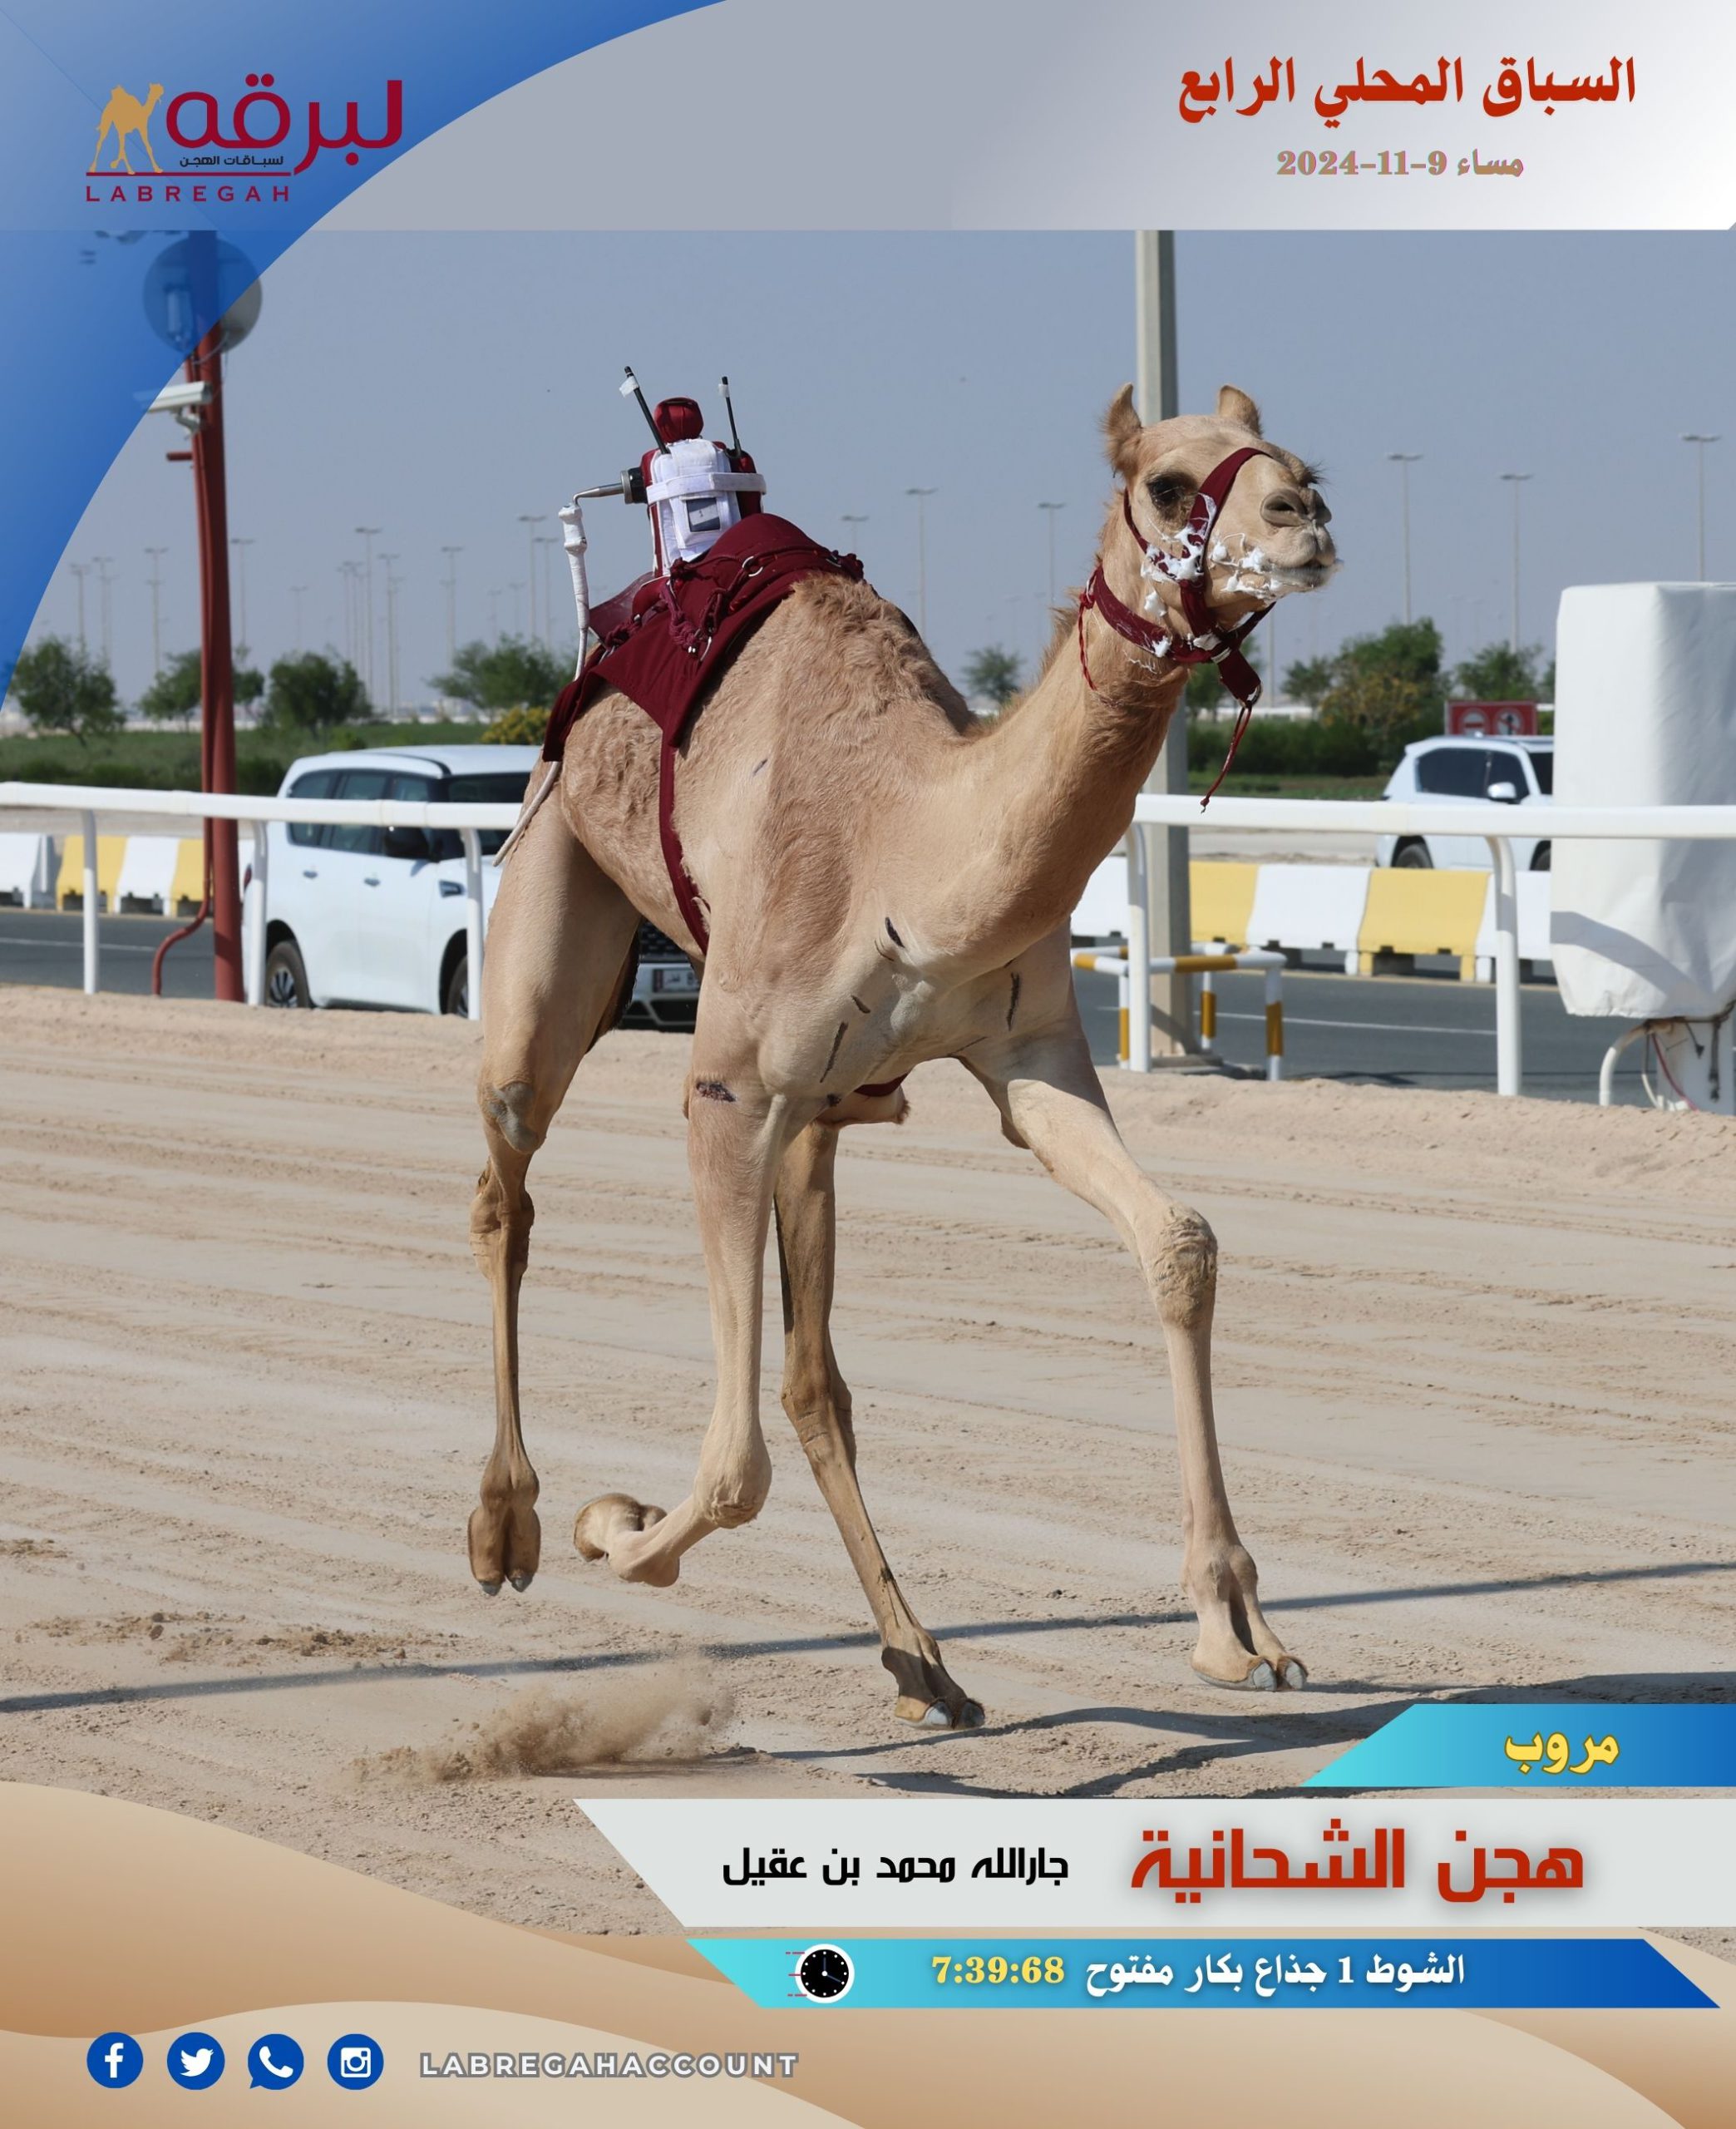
1552,582 -> 1736,1020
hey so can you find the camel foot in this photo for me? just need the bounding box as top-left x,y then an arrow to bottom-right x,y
467,1499 -> 540,1597
909,1697 -> 987,1730
886,1645 -> 983,1731
1190,1649 -> 1308,1692
573,1494 -> 676,1587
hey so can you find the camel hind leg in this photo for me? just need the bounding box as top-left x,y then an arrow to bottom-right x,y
468,795 -> 637,1594
773,1121 -> 984,1728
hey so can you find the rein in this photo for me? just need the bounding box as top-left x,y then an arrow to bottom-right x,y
1078,444 -> 1274,806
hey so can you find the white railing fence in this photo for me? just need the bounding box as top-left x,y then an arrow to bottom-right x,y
6,780 -> 1736,1091
0,781 -> 520,1021
1129,794 -> 1736,1096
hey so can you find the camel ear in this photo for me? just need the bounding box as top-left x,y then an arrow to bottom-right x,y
1216,384 -> 1262,435
1102,384 -> 1143,478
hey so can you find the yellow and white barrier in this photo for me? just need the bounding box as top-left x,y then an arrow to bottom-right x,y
1073,946 -> 1286,1081
1079,855 -> 1554,980
51,832 -> 239,914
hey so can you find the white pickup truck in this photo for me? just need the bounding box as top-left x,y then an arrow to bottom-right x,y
259,743 -> 698,1025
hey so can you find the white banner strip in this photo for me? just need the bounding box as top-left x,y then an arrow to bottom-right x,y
579,1799 -> 1736,1930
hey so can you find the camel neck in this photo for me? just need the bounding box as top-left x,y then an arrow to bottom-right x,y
940,607 -> 1186,957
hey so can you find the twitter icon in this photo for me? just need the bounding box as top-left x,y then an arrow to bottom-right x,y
166,2032 -> 225,2089
248,2033 -> 305,2089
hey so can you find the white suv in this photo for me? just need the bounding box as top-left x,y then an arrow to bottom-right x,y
260,743 -> 698,1025
1377,735 -> 1553,872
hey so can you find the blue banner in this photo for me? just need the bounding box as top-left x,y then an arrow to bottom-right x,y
693,1936 -> 1714,2011
1306,1705 -> 1736,1789
0,1 -> 712,689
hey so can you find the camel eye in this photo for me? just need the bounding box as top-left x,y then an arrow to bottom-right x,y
1146,475 -> 1194,521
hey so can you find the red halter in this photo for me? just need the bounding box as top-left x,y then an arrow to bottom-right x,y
1078,445 -> 1274,805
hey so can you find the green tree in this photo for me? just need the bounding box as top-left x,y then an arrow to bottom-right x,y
1452,640 -> 1554,703
137,646 -> 263,725
433,635 -> 567,712
1304,618 -> 1447,756
963,645 -> 1023,705
9,635 -> 122,743
261,651 -> 370,732
1283,654 -> 1336,708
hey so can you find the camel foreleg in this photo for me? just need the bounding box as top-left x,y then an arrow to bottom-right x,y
772,1120 -> 984,1730
468,800 -> 636,1593
969,1024 -> 1305,1692
575,1068 -> 787,1586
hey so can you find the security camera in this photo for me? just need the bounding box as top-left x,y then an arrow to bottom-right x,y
147,380 -> 211,415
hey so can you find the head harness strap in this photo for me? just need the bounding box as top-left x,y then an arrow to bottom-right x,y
1078,444 -> 1274,806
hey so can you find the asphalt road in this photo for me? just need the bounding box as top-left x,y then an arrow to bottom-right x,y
0,907 -> 1649,1104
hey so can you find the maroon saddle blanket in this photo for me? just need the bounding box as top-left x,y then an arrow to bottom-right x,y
540,514 -> 863,951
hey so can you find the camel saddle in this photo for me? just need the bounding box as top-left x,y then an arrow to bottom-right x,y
540,512 -> 863,954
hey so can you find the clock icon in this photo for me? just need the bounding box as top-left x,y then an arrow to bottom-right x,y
794,1944 -> 854,2003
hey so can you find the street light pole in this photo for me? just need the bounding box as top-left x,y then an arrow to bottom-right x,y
355,526 -> 382,703
905,486 -> 937,636
1037,501 -> 1066,610
92,556 -> 116,670
143,546 -> 167,677
1682,433 -> 1720,579
536,535 -> 560,648
1498,473 -> 1531,653
229,536 -> 254,659
441,546 -> 462,664
70,562 -> 89,653
1135,227 -> 1191,1059
1386,452 -> 1422,625
380,553 -> 400,714
518,514 -> 545,641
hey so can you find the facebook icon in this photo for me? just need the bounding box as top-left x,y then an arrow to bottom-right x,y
86,2033 -> 144,2087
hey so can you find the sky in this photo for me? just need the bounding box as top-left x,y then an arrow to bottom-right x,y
22,227 -> 1736,710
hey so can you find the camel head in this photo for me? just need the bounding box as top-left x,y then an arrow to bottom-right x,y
1100,383 -> 1335,641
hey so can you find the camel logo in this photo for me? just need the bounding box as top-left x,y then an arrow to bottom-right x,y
83,72 -> 402,203
91,83 -> 164,175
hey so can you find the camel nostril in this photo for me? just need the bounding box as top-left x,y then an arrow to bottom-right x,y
1260,490 -> 1305,525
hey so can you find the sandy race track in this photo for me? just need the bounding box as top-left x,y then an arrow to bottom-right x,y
2,988 -> 1734,1934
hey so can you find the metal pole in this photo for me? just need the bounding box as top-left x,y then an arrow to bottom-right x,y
1124,824 -> 1152,1073
1487,833 -> 1522,1095
1387,453 -> 1420,625
188,244 -> 244,1005
93,558 -> 115,669
244,817 -> 268,1004
1500,473 -> 1531,654
381,555 -> 399,714
1264,963 -> 1284,1082
519,515 -> 545,641
1135,229 -> 1192,1058
144,546 -> 166,677
229,536 -> 254,658
905,488 -> 935,636
355,526 -> 381,702
1683,435 -> 1719,578
81,808 -> 99,993
461,827 -> 485,1022
441,546 -> 461,663
71,562 -> 88,653
1038,501 -> 1064,610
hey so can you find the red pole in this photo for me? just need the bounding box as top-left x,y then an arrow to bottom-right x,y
189,319 -> 244,1001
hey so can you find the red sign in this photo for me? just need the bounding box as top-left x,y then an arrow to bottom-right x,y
1447,700 -> 1539,737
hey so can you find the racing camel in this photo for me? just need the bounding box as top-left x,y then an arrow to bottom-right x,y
467,383 -> 1336,1727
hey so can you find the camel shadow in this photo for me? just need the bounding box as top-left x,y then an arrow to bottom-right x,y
821,1668 -> 1736,1800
